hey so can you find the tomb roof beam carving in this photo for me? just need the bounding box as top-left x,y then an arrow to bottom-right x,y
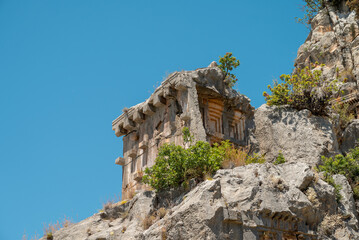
133,109 -> 145,123
153,91 -> 166,107
123,116 -> 136,131
113,122 -> 128,137
142,102 -> 156,116
115,157 -> 125,166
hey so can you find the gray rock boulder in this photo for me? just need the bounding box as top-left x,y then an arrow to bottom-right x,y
341,119 -> 359,154
250,104 -> 339,165
333,174 -> 359,229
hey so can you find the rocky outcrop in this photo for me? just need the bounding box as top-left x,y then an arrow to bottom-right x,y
341,119 -> 359,153
295,0 -> 359,87
40,163 -> 358,240
249,104 -> 339,165
333,174 -> 359,229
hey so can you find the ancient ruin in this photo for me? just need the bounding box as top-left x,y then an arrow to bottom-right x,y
112,63 -> 254,199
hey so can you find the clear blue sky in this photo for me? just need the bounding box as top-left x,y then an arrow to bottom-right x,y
0,0 -> 309,239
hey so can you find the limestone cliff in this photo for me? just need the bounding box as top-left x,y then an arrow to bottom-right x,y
295,0 -> 359,103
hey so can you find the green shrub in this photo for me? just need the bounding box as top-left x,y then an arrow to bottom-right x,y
182,127 -> 193,144
319,146 -> 359,200
263,64 -> 339,115
322,172 -> 343,202
245,153 -> 266,164
142,144 -> 189,190
143,141 -> 225,191
143,138 -> 269,191
218,52 -> 240,88
274,151 -> 286,165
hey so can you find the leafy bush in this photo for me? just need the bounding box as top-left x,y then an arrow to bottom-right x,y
144,126 -> 274,191
245,153 -> 266,164
143,136 -> 270,191
263,64 -> 339,115
142,144 -> 189,190
218,52 -> 240,88
274,151 -> 286,165
182,127 -> 193,144
319,146 -> 359,199
142,141 -> 225,190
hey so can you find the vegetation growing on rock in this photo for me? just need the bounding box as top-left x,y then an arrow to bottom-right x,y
274,151 -> 286,165
142,141 -> 225,190
296,0 -> 326,26
218,52 -> 240,88
319,145 -> 359,199
263,63 -> 339,115
331,102 -> 355,129
296,0 -> 353,26
143,129 -> 267,191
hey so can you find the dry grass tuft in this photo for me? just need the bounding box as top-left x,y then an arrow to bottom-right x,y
157,208 -> 167,219
221,145 -> 249,169
269,175 -> 287,191
142,215 -> 156,230
103,200 -> 115,210
306,187 -> 320,208
43,216 -> 74,239
120,209 -> 130,219
22,233 -> 40,240
161,227 -> 167,240
319,214 -> 345,236
128,188 -> 136,200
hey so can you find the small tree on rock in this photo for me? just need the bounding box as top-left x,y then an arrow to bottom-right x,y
218,52 -> 240,88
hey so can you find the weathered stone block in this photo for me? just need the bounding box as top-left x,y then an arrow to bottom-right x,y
139,140 -> 148,149
153,94 -> 166,107
142,103 -> 156,116
163,86 -> 176,99
123,116 -> 136,131
115,157 -> 125,165
128,149 -> 137,158
133,109 -> 145,123
114,123 -> 127,137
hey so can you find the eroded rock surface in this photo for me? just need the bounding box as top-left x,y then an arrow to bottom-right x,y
40,163 -> 358,240
295,1 -> 359,87
250,105 -> 339,165
341,119 -> 359,153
